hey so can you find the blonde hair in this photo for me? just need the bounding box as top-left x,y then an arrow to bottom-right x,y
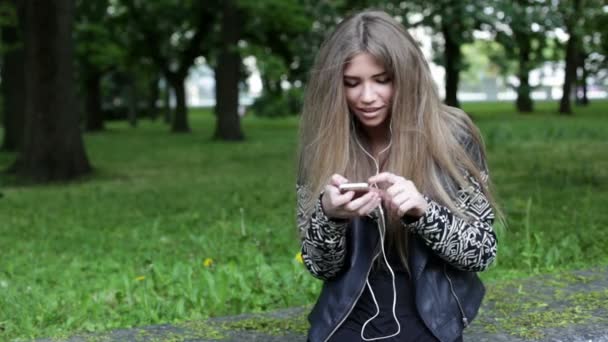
297,10 -> 500,270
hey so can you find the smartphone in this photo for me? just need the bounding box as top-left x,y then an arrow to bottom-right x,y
339,182 -> 370,193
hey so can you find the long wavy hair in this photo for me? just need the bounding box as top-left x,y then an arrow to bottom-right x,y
297,10 -> 500,270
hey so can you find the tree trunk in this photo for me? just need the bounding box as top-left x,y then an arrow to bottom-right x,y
559,0 -> 580,115
516,34 -> 533,113
84,70 -> 104,131
162,78 -> 172,124
213,0 -> 244,141
125,75 -> 138,127
442,23 -> 461,108
580,65 -> 588,106
559,34 -> 577,114
12,0 -> 91,181
1,0 -> 26,151
169,75 -> 190,132
576,52 -> 589,106
148,77 -> 159,120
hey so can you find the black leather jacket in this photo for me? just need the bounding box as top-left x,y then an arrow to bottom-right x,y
306,216 -> 485,342
297,168 -> 496,342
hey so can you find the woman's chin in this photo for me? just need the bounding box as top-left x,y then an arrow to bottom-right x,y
357,116 -> 387,128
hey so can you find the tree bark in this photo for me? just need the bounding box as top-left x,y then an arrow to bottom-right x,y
559,34 -> 577,114
12,0 -> 91,181
580,64 -> 588,106
125,75 -> 138,127
559,0 -> 581,115
213,0 -> 244,141
576,52 -> 589,106
441,23 -> 461,108
169,74 -> 190,132
84,70 -> 104,131
148,77 -> 159,120
1,0 -> 26,151
120,1 -> 214,133
516,34 -> 533,113
163,79 -> 172,124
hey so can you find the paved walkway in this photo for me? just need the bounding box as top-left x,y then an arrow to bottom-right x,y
36,267 -> 608,342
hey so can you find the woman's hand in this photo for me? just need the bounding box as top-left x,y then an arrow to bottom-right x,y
368,172 -> 428,219
321,174 -> 382,220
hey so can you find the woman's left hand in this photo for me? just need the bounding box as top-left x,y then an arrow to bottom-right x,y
368,172 -> 428,219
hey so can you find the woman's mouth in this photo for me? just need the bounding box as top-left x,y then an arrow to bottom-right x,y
358,107 -> 383,116
359,106 -> 382,112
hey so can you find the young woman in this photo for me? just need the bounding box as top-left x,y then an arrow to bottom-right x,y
296,10 -> 500,342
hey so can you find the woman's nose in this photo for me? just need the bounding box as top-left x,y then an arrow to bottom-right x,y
360,83 -> 377,103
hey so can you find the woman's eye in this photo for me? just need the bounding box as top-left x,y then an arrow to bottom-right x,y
376,77 -> 391,84
343,81 -> 358,88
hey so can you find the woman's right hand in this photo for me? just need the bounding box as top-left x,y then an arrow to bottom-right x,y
321,174 -> 382,220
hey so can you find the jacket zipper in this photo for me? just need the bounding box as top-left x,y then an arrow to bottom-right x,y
443,264 -> 469,328
322,249 -> 381,342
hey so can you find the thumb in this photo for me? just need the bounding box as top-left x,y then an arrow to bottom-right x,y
331,174 -> 349,186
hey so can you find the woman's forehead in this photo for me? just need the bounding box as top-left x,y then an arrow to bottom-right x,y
343,52 -> 387,76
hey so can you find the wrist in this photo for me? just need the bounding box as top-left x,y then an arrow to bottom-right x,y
319,192 -> 337,220
401,195 -> 430,225
319,192 -> 348,222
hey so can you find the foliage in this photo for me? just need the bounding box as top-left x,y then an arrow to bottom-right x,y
114,0 -> 218,76
1,101 -> 608,339
250,87 -> 303,117
578,0 -> 608,85
398,0 -> 494,70
74,0 -> 162,123
74,0 -> 126,73
290,0 -> 347,84
489,0 -> 559,88
235,0 -> 312,116
460,40 -> 506,89
0,1 -> 18,55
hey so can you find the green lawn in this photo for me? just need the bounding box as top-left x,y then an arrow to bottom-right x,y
1,100 -> 607,340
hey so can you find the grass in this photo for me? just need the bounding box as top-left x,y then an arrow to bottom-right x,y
0,100 -> 607,340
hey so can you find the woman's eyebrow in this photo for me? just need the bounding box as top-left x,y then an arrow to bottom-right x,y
343,72 -> 387,79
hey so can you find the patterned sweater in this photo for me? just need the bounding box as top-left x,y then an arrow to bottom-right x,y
297,171 -> 497,281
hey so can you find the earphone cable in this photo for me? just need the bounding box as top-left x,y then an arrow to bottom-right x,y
353,121 -> 401,341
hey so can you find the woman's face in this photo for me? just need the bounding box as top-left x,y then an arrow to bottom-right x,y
343,53 -> 394,129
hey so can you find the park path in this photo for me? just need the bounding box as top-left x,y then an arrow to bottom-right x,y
36,267 -> 608,342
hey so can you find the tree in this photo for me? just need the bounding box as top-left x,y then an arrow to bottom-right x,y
558,0 -> 584,114
209,0 -> 310,138
120,0 -> 218,133
213,0 -> 243,140
402,0 -> 493,108
11,0 -> 91,181
0,0 -> 25,151
74,0 -> 127,131
246,0 -> 317,118
575,1 -> 607,106
212,0 -> 310,131
493,0 -> 557,113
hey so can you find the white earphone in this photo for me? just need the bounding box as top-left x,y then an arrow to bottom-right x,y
352,120 -> 401,341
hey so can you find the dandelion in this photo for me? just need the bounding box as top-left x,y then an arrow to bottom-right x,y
295,252 -> 303,264
135,276 -> 145,281
203,258 -> 214,268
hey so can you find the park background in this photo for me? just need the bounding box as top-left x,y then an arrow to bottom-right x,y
0,0 -> 607,340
